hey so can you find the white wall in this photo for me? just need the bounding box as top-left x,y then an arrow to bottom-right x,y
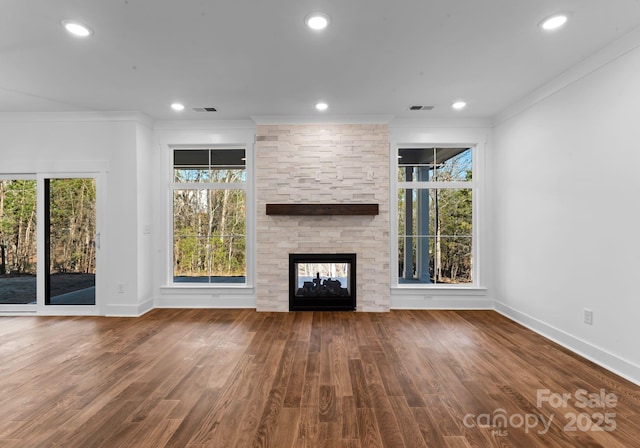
0,112 -> 152,316
493,38 -> 640,383
136,122 -> 155,312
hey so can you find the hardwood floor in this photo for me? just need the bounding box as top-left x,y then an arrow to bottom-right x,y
0,309 -> 638,447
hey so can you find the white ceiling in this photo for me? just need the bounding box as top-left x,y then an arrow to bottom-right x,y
2,0 -> 640,121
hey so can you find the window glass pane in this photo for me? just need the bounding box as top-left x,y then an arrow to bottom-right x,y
210,149 -> 245,167
210,169 -> 246,183
209,190 -> 246,236
174,189 -> 209,237
174,168 -> 211,183
0,179 -> 37,304
434,147 -> 472,182
397,165 -> 434,182
398,147 -> 472,182
398,236 -> 432,283
435,237 -> 472,284
173,236 -> 210,281
211,149 -> 246,183
398,148 -> 435,182
174,150 -> 210,182
47,178 -> 96,305
432,189 -> 473,237
174,149 -> 209,166
209,188 -> 246,278
398,187 -> 472,285
173,188 -> 246,283
398,188 -> 437,238
173,190 -> 210,281
398,187 -> 416,237
210,236 -> 246,279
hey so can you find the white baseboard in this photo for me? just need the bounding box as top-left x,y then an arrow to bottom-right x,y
155,286 -> 256,309
391,294 -> 493,310
155,296 -> 256,309
495,301 -> 640,387
104,298 -> 154,317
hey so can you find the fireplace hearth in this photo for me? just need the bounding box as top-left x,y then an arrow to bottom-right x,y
289,253 -> 356,311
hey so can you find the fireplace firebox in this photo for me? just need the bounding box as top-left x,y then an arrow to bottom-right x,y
289,253 -> 356,311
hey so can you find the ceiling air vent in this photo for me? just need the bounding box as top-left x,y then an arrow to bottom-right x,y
409,105 -> 435,111
192,107 -> 218,112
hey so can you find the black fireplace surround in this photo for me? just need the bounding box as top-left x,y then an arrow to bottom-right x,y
289,253 -> 356,311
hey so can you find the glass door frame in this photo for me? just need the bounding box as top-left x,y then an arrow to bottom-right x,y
36,172 -> 102,315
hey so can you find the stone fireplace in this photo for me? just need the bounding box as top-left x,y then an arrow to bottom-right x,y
255,124 -> 390,312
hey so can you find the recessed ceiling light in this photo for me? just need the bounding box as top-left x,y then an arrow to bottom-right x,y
171,103 -> 185,111
62,20 -> 93,37
315,102 -> 329,111
305,13 -> 330,30
452,101 -> 467,110
540,14 -> 568,31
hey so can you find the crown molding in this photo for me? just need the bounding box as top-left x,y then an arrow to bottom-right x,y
493,24 -> 640,126
0,111 -> 153,126
390,117 -> 493,129
250,114 -> 394,125
153,119 -> 256,131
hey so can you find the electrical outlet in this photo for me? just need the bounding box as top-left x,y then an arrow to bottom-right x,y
584,308 -> 593,325
117,283 -> 125,294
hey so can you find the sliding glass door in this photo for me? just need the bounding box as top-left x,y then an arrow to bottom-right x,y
0,175 -> 99,313
45,178 -> 97,306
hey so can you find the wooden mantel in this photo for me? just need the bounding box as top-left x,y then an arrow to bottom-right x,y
266,203 -> 379,216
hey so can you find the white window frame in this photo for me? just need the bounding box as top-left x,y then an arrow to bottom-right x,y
168,144 -> 255,288
390,139 -> 486,291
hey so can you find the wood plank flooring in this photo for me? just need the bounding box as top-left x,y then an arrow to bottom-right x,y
0,309 -> 638,447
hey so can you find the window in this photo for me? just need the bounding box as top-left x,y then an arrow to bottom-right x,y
396,147 -> 474,285
172,149 -> 246,284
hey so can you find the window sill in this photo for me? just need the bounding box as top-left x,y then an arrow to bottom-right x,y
392,285 -> 487,296
161,284 -> 253,290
